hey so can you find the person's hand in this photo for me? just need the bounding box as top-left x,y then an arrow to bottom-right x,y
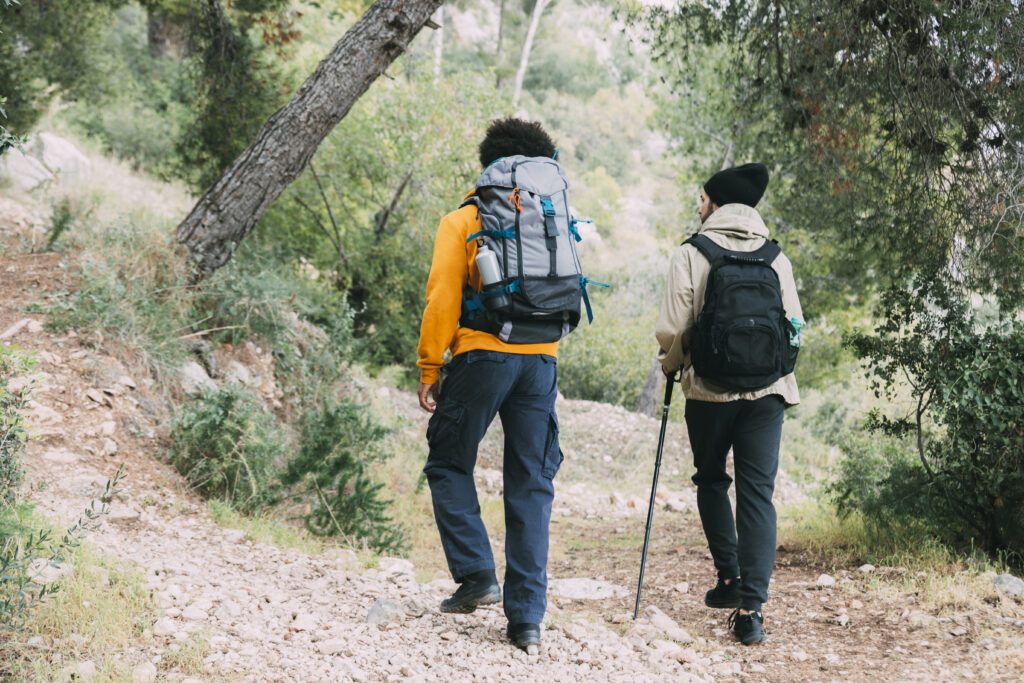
418,382 -> 439,413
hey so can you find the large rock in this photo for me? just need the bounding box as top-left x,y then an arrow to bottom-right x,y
43,448 -> 80,464
994,573 -> 1024,597
30,133 -> 92,179
23,400 -> 63,427
179,361 -> 216,393
548,577 -> 628,600
643,605 -> 693,643
377,557 -> 415,576
131,661 -> 157,683
366,598 -> 405,625
0,148 -> 54,191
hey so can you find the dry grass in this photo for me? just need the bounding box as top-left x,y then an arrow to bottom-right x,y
779,499 -> 1024,631
3,540 -> 155,681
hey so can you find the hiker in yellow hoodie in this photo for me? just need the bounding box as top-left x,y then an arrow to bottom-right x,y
416,118 -> 576,653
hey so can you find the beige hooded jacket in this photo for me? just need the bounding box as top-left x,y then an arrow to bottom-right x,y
655,203 -> 802,407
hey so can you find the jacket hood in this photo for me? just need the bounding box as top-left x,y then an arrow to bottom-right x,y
699,203 -> 769,240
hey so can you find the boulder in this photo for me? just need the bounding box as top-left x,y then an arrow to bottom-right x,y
0,148 -> 54,192
179,361 -> 216,393
30,133 -> 91,178
366,598 -> 404,625
131,661 -> 157,683
377,557 -> 415,576
994,573 -> 1024,597
548,577 -> 627,600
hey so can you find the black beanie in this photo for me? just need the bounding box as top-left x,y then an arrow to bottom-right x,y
703,162 -> 770,208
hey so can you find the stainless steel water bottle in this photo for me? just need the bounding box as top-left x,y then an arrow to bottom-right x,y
475,242 -> 511,310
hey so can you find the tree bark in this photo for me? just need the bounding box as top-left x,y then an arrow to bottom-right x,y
636,357 -> 665,418
511,0 -> 549,108
494,0 -> 506,89
146,10 -> 188,59
432,6 -> 444,82
174,0 -> 445,279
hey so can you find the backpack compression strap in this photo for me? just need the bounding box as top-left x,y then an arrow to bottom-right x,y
540,196 -> 559,276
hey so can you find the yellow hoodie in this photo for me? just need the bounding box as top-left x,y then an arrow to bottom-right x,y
417,203 -> 558,385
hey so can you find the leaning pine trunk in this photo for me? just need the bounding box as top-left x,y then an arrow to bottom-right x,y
175,0 -> 445,279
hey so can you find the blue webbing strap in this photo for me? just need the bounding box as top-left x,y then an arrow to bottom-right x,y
463,281 -> 520,320
462,292 -> 485,320
569,218 -> 591,242
579,276 -> 610,324
466,228 -> 516,243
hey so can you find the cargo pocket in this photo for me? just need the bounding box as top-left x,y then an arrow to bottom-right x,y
426,401 -> 464,463
541,412 -> 564,479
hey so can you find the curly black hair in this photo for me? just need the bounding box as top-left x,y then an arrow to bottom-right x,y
478,118 -> 557,168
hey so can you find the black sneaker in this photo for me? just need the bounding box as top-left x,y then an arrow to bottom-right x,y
704,577 -> 742,608
440,577 -> 502,614
507,622 -> 541,654
728,608 -> 766,645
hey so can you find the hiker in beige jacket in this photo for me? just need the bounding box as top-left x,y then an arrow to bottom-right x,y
655,202 -> 802,406
655,162 -> 802,645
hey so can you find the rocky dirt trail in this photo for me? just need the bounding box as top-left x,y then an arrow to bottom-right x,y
2,199 -> 1023,682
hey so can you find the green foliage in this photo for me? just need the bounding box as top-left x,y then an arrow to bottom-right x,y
0,97 -> 25,157
538,84 -> 655,185
558,263 -> 662,407
842,279 -> 1024,564
63,5 -> 192,177
192,247 -> 355,353
259,70 -> 504,370
279,400 -> 405,554
175,1 -> 289,189
1,468 -> 124,632
0,346 -> 32,507
167,384 -> 282,513
640,0 -> 1024,315
0,0 -> 126,134
42,212 -> 193,371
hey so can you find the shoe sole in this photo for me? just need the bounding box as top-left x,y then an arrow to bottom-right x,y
704,596 -> 741,608
739,633 -> 766,645
439,588 -> 502,614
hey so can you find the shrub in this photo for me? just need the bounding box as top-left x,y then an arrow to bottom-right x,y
167,384 -> 283,513
0,346 -> 32,506
1,469 -> 124,632
279,400 -> 406,554
844,280 -> 1024,565
558,263 -> 663,408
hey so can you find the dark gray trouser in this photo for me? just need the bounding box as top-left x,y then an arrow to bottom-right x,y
423,350 -> 562,626
685,395 -> 784,612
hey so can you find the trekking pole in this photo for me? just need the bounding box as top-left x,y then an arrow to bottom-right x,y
633,371 -> 677,619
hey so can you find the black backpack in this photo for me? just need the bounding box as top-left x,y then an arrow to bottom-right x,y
685,233 -> 798,391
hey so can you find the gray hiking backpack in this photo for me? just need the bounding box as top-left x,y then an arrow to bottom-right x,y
459,155 -> 606,344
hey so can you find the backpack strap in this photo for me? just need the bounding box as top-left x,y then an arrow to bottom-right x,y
685,233 -> 782,267
743,239 -> 782,264
684,233 -> 729,269
540,195 -> 558,276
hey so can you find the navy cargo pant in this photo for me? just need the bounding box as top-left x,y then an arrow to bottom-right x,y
423,350 -> 562,626
685,395 -> 784,612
